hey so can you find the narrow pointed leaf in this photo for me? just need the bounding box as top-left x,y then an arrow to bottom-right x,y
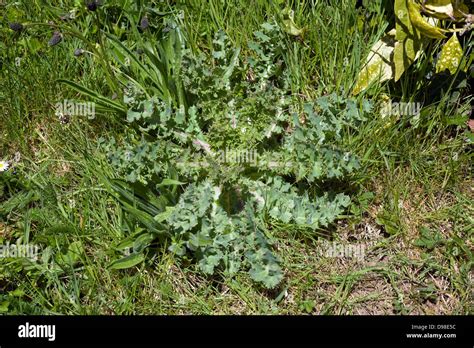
109,253 -> 145,270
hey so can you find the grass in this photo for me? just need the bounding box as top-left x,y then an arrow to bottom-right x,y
0,0 -> 472,314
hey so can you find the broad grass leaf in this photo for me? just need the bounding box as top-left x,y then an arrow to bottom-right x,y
109,253 -> 145,270
156,179 -> 186,187
57,79 -> 126,114
133,233 -> 155,253
436,33 -> 464,74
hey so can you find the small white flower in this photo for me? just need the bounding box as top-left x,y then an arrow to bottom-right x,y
0,160 -> 10,172
213,186 -> 222,201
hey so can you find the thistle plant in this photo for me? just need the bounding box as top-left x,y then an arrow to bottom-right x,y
77,20 -> 371,288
